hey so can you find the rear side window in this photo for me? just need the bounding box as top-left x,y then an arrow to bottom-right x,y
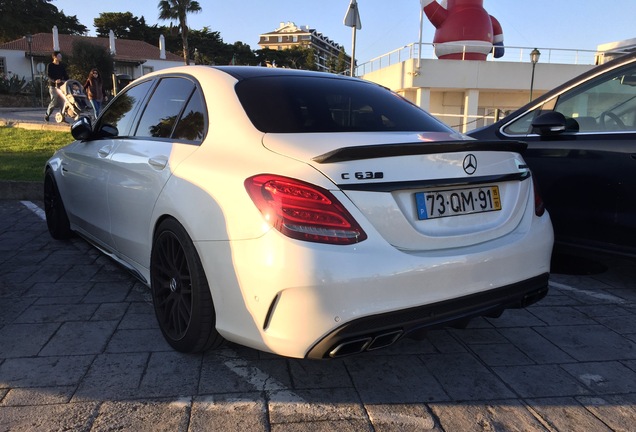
172,89 -> 206,141
235,76 -> 451,133
135,77 -> 196,139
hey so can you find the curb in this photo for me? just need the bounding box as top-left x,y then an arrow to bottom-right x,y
0,181 -> 42,201
0,118 -> 70,132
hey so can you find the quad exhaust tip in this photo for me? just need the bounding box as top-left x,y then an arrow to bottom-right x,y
328,330 -> 403,358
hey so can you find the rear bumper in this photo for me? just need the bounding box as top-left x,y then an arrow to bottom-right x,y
199,203 -> 553,359
306,273 -> 549,359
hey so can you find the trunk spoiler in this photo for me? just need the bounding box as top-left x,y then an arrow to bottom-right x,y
313,140 -> 527,164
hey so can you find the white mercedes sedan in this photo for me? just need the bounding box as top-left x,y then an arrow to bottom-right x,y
44,66 -> 553,359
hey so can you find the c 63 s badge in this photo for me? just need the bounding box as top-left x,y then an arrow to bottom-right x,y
341,171 -> 385,180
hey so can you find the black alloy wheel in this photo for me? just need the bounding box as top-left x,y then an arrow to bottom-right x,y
150,218 -> 223,353
43,170 -> 72,240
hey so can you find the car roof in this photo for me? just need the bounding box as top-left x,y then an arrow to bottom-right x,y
211,65 -> 356,82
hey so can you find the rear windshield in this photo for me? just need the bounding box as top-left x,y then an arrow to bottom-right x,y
235,76 -> 452,133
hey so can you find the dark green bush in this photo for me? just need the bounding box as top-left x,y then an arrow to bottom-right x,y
0,73 -> 28,95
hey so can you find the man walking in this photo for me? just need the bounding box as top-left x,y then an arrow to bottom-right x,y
44,51 -> 68,122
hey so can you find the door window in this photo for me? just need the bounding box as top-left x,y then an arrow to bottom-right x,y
554,65 -> 636,132
503,62 -> 636,135
99,80 -> 153,136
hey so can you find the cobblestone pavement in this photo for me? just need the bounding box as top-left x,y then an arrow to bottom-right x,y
1,199 -> 635,431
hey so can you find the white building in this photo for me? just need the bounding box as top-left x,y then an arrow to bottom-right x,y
358,43 -> 622,132
0,29 -> 183,84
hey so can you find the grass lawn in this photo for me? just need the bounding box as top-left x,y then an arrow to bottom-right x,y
0,127 -> 72,181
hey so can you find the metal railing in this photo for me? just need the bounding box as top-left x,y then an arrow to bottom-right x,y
431,111 -> 499,133
356,42 -> 605,76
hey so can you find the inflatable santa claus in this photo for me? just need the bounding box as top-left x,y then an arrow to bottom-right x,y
421,0 -> 504,60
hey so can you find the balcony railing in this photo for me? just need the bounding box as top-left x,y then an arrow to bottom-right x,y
355,42 -> 612,76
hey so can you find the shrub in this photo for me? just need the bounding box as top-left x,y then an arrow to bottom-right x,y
0,72 -> 28,95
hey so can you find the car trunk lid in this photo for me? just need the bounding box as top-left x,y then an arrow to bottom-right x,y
262,132 -> 532,251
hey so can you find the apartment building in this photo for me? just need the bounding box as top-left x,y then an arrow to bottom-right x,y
258,22 -> 351,73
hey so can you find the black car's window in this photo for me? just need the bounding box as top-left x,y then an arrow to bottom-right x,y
502,110 -> 537,135
235,76 -> 451,133
99,80 -> 153,136
172,88 -> 206,142
554,64 -> 636,132
135,77 -> 197,139
503,62 -> 636,135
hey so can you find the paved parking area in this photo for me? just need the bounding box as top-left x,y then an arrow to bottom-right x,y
1,199 -> 635,431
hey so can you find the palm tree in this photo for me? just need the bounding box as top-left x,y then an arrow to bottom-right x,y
157,0 -> 202,65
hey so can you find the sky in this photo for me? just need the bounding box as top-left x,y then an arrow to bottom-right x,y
51,0 -> 636,64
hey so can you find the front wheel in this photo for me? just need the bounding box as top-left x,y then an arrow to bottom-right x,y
150,218 -> 223,353
43,170 -> 72,240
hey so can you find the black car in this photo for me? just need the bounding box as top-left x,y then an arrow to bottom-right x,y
469,52 -> 636,256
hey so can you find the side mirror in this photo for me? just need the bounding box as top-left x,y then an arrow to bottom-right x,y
70,116 -> 92,140
531,111 -> 567,136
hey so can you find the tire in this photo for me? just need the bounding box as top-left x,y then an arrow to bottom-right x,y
150,218 -> 223,353
43,170 -> 72,240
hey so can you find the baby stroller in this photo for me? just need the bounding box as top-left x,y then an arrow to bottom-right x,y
54,80 -> 93,123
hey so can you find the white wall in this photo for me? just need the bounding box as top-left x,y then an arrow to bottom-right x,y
0,50 -> 32,79
362,58 -> 596,131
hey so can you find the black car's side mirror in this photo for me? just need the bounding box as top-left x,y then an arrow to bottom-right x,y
531,111 -> 568,136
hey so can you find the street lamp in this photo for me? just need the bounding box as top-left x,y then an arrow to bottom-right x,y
25,34 -> 36,107
529,48 -> 541,101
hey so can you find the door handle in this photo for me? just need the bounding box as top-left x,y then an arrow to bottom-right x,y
148,156 -> 168,170
98,145 -> 113,158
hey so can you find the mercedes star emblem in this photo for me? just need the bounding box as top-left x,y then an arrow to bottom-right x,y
463,154 -> 477,175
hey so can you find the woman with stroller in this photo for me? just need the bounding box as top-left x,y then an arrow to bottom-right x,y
83,68 -> 105,117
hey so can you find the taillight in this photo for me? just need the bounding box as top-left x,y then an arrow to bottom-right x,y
245,174 -> 367,245
532,175 -> 545,217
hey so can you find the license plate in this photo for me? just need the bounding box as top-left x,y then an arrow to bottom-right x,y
415,186 -> 502,220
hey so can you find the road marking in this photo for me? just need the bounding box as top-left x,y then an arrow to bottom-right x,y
222,350 -> 305,402
22,200 -> 302,401
549,281 -> 626,304
21,200 -> 45,220
579,373 -> 606,387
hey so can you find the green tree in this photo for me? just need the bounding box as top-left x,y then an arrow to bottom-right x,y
66,40 -> 114,91
0,0 -> 87,43
95,12 -> 164,45
188,27 -> 228,65
254,48 -> 287,68
229,41 -> 256,66
157,0 -> 202,65
304,48 -> 317,71
336,48 -> 348,74
254,46 -> 320,70
94,12 -> 144,39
